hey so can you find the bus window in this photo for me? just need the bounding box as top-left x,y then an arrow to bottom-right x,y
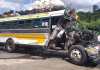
17,20 -> 33,29
41,18 -> 49,27
32,18 -> 49,28
32,19 -> 41,28
18,21 -> 24,24
13,20 -> 33,29
0,20 -> 33,29
0,21 -> 17,29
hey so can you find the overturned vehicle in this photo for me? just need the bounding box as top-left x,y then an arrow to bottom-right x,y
48,26 -> 100,65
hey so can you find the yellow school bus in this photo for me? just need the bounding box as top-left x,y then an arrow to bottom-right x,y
0,10 -> 64,52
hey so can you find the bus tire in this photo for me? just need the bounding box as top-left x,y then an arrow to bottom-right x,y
5,38 -> 16,53
68,45 -> 88,65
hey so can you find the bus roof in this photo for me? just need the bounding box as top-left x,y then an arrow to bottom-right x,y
0,10 -> 64,22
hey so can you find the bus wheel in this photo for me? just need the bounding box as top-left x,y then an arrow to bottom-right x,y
5,38 -> 16,53
68,45 -> 88,65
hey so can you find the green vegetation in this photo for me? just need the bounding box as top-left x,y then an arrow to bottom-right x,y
77,9 -> 100,35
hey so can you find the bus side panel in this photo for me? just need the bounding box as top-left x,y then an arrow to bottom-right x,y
0,29 -> 49,46
14,33 -> 49,46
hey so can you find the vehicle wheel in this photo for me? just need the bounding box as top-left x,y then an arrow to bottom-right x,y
5,38 -> 16,53
68,45 -> 88,65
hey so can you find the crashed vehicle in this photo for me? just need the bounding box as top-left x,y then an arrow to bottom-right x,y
48,23 -> 100,65
0,8 -> 99,65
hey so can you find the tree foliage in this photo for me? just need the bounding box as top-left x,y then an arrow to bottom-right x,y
77,8 -> 100,33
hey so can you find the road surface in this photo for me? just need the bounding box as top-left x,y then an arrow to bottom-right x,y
0,47 -> 99,70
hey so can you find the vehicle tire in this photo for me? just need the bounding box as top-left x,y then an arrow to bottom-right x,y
68,45 -> 88,65
5,38 -> 16,53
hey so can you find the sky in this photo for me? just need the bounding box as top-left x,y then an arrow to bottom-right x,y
0,0 -> 100,14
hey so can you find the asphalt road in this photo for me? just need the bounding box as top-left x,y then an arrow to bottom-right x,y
0,47 -> 99,70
